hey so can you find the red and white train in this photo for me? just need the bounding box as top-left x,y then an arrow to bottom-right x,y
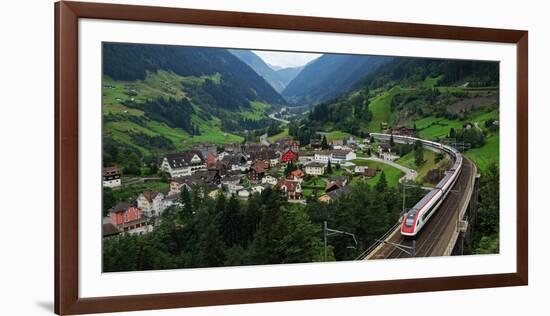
370,133 -> 463,238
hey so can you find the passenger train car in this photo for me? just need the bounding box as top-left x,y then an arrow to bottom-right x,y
370,133 -> 463,238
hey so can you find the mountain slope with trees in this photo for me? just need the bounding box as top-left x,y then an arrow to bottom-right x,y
289,57 -> 499,147
104,43 -> 287,106
287,56 -> 500,255
102,43 -> 290,172
282,54 -> 391,106
228,49 -> 288,93
276,65 -> 304,87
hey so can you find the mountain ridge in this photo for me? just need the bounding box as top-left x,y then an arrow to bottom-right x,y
276,66 -> 304,88
282,54 -> 391,106
287,56 -> 499,147
228,49 -> 304,93
102,43 -> 290,163
104,43 -> 287,106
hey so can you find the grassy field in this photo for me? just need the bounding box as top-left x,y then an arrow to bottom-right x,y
351,159 -> 404,188
396,149 -> 450,185
240,101 -> 271,121
422,75 -> 442,88
367,86 -> 401,131
188,116 -> 244,146
408,110 -> 499,176
469,110 -> 499,125
268,129 -> 289,143
303,177 -> 325,187
105,110 -> 243,152
412,116 -> 464,139
465,133 -> 499,175
325,130 -> 352,141
103,103 -> 145,116
185,128 -> 243,146
363,81 -> 498,138
301,177 -> 325,199
408,110 -> 499,140
103,70 -> 248,154
102,70 -> 192,106
111,180 -> 170,205
105,122 -> 152,156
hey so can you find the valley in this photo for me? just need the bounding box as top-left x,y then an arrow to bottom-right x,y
102,45 -> 501,271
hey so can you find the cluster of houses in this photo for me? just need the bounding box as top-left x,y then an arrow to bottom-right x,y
102,132 -> 409,238
159,141 -> 305,203
102,189 -> 182,238
318,176 -> 352,203
102,139 -> 306,237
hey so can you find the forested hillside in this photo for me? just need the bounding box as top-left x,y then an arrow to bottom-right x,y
357,57 -> 499,89
229,49 -> 288,93
289,57 -> 499,152
276,66 -> 304,87
282,54 -> 391,105
104,43 -> 286,105
102,43 -> 289,172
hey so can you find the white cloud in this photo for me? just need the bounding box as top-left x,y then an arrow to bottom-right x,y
252,50 -> 322,68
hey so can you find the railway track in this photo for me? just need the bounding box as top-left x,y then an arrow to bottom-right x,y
378,158 -> 474,259
355,133 -> 477,260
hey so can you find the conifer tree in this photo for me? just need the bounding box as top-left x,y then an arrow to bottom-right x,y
376,171 -> 387,192
321,135 -> 329,149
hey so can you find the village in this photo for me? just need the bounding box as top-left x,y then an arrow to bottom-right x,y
102,127 -> 417,238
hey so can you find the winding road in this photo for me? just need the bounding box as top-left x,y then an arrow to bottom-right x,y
268,112 -> 290,124
354,156 -> 418,183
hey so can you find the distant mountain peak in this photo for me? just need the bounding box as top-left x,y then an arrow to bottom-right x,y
228,49 -> 304,94
267,63 -> 283,71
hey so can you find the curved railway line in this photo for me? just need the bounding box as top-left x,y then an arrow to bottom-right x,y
359,134 -> 477,260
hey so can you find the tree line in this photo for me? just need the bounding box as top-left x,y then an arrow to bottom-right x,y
103,175 -> 425,271
465,162 -> 499,254
103,187 -> 324,271
357,58 -> 499,90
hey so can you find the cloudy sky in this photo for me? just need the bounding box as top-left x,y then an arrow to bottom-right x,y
252,50 -> 322,68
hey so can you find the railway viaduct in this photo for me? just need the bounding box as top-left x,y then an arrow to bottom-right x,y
358,134 -> 478,260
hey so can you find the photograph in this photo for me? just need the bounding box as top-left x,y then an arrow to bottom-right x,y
100,42 -> 500,272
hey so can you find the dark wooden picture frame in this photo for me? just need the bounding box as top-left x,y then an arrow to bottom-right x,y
55,1 -> 528,315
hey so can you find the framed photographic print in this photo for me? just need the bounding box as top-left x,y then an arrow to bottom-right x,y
55,1 -> 528,315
